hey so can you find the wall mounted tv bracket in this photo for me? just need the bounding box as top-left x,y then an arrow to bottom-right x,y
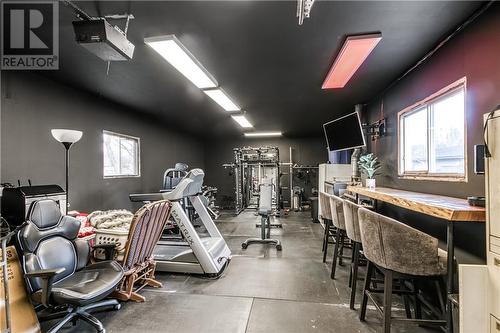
363,118 -> 386,141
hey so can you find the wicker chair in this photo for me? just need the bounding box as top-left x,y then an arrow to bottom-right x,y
113,200 -> 172,302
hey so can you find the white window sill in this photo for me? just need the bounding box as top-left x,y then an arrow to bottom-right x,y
103,175 -> 141,179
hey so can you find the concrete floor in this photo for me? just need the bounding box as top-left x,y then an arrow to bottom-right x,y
47,211 -> 439,333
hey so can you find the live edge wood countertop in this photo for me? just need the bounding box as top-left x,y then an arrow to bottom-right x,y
346,186 -> 486,222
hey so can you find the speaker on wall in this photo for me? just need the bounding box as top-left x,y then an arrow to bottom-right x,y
474,144 -> 485,174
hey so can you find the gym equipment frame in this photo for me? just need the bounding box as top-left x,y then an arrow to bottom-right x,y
223,146 -> 281,215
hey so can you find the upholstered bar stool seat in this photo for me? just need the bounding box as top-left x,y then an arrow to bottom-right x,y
436,249 -> 448,275
359,208 -> 447,276
342,199 -> 364,309
328,193 -> 349,279
358,208 -> 447,333
319,191 -> 336,263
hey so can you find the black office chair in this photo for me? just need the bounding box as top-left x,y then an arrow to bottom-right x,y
17,199 -> 124,333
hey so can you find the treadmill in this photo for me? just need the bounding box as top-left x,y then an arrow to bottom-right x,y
130,169 -> 231,277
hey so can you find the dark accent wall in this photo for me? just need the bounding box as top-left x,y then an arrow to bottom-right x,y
1,71 -> 204,213
204,136 -> 328,207
364,4 -> 500,261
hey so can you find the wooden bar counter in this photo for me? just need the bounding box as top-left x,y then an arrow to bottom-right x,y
346,185 -> 485,333
346,186 -> 485,222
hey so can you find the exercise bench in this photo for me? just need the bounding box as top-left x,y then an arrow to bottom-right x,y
242,182 -> 282,250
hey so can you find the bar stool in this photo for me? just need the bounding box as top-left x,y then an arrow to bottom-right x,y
320,191 -> 335,263
357,208 -> 447,333
328,194 -> 348,279
343,199 -> 363,310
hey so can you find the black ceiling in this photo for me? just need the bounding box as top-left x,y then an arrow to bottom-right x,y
40,1 -> 484,138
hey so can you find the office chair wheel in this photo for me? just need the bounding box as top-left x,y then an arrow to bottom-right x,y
114,304 -> 122,310
276,244 -> 282,251
241,243 -> 248,249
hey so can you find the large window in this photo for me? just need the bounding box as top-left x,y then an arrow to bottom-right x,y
398,79 -> 466,181
103,131 -> 140,178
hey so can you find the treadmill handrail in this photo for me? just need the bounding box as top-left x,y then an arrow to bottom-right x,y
129,193 -> 164,202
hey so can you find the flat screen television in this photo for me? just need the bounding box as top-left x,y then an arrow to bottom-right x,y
323,111 -> 366,152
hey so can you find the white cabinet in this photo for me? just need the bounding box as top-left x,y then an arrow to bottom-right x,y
317,163 -> 351,224
488,253 -> 500,319
486,112 -> 500,239
486,111 -> 500,326
459,264 -> 488,333
460,110 -> 500,332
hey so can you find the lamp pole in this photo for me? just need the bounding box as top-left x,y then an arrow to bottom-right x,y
51,129 -> 83,214
63,142 -> 72,213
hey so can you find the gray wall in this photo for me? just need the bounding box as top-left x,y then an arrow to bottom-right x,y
204,136 -> 327,207
1,71 -> 205,212
363,5 -> 500,261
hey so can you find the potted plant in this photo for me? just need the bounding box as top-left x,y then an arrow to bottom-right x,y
358,153 -> 381,189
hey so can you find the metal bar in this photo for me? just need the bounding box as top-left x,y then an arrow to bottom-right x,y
104,14 -> 135,20
289,147 -> 293,209
65,148 -> 69,213
446,221 -> 455,333
61,0 -> 94,21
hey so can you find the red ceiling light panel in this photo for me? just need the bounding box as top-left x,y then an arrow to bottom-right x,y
322,33 -> 382,89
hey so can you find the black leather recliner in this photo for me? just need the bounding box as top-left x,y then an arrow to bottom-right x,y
17,199 -> 124,333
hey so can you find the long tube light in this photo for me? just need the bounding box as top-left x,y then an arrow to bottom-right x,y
322,33 -> 382,89
204,88 -> 240,111
244,132 -> 282,137
231,115 -> 253,128
144,35 -> 217,89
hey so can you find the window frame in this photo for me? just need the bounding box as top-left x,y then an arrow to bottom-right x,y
102,130 -> 141,179
397,77 -> 467,182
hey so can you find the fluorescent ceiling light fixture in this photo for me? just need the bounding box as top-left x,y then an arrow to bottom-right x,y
244,132 -> 282,137
144,35 -> 217,89
231,115 -> 253,128
204,89 -> 240,112
322,33 -> 382,89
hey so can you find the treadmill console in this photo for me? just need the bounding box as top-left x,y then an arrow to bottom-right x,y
162,169 -> 204,201
130,168 -> 205,202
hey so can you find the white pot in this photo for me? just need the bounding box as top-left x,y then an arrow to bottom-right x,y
366,178 -> 376,189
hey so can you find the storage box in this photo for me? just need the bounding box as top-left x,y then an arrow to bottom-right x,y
0,246 -> 41,333
94,228 -> 130,261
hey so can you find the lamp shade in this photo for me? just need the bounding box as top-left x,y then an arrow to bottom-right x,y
51,129 -> 83,144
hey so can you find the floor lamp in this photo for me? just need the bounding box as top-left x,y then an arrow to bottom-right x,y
51,129 -> 83,213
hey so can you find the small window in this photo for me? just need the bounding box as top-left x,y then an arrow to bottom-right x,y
398,79 -> 466,181
103,131 -> 140,178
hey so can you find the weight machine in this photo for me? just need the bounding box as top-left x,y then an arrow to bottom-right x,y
279,147 -> 318,212
223,146 -> 280,215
